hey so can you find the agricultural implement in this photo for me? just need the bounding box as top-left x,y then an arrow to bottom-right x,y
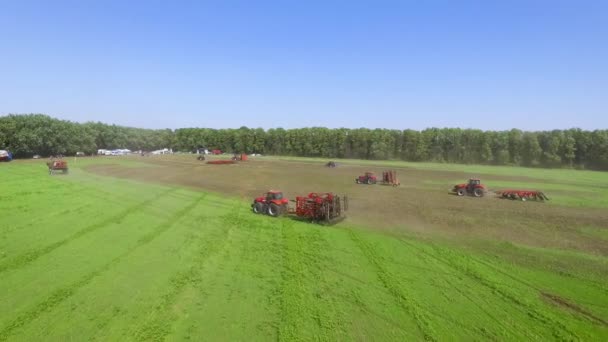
355,170 -> 400,186
497,190 -> 549,201
252,190 -> 348,224
46,159 -> 69,175
381,170 -> 400,186
231,153 -> 248,161
452,179 -> 487,197
326,161 -> 336,168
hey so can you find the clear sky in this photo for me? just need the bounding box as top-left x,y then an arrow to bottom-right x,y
1,0 -> 606,130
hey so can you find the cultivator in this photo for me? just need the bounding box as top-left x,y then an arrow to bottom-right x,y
497,190 -> 549,201
381,170 -> 400,186
252,190 -> 348,224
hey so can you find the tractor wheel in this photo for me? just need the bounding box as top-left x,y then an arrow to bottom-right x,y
253,202 -> 265,214
473,188 -> 483,197
456,188 -> 465,196
267,203 -> 281,217
356,179 -> 360,184
521,196 -> 527,202
367,178 -> 373,185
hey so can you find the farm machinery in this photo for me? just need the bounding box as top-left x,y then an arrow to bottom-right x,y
497,189 -> 550,201
452,178 -> 549,202
231,153 -> 248,161
252,190 -> 348,224
355,170 -> 400,186
452,178 -> 488,197
46,159 -> 69,175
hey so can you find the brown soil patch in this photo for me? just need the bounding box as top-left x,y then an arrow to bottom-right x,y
541,292 -> 608,326
84,156 -> 608,255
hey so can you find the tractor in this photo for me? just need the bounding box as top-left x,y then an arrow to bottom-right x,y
252,190 -> 348,224
46,159 -> 69,175
355,171 -> 377,185
252,190 -> 290,217
452,178 -> 487,197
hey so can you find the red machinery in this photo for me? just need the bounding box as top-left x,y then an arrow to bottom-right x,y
356,171 -> 377,184
356,170 -> 400,186
381,170 -> 400,186
231,153 -> 248,161
46,159 -> 69,175
497,190 -> 549,201
452,179 -> 487,197
252,190 -> 348,224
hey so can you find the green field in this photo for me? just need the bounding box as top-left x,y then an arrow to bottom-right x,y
1,159 -> 607,341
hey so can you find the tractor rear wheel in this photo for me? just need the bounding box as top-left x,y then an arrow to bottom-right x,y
473,188 -> 483,197
267,203 -> 281,217
456,188 -> 465,196
253,202 -> 265,214
367,178 -> 373,185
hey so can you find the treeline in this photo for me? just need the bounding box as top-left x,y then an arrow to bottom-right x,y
1,114 -> 608,170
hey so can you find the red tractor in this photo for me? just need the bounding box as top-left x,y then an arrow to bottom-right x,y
252,190 -> 348,224
252,190 -> 290,217
355,171 -> 377,185
452,178 -> 487,197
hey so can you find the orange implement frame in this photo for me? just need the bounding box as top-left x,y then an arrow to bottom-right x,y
381,170 -> 400,187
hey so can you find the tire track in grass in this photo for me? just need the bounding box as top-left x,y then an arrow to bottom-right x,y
131,201 -> 239,342
403,243 -> 516,340
0,188 -> 177,275
398,238 -> 579,340
348,230 -> 436,341
0,192 -> 206,341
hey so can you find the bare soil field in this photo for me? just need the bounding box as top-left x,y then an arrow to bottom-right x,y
85,155 -> 608,255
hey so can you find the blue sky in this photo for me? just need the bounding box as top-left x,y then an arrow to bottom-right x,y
1,0 -> 606,130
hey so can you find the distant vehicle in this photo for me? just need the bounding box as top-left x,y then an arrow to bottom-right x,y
104,150 -> 112,156
0,150 -> 13,162
212,149 -> 222,155
33,154 -> 41,159
76,152 -> 85,157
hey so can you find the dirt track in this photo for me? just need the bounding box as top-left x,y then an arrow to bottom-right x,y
85,156 -> 608,255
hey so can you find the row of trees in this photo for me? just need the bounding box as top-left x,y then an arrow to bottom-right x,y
2,114 -> 608,170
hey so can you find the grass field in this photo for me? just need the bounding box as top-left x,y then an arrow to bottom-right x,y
1,157 -> 607,340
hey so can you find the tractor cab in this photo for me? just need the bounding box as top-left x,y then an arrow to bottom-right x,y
266,191 -> 284,201
468,179 -> 481,188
